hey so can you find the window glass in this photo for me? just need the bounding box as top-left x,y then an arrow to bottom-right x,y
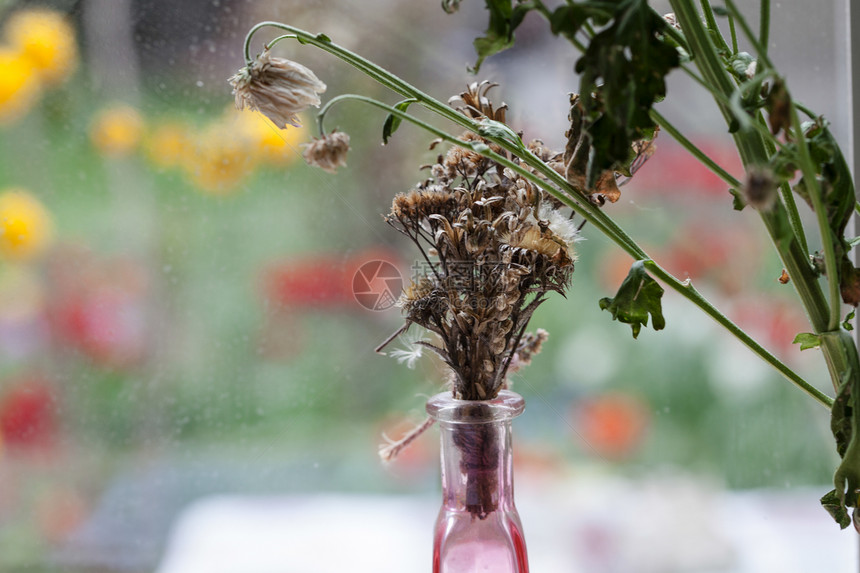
0,1 -> 854,571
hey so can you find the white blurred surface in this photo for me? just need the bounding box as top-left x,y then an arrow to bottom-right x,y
156,475 -> 858,573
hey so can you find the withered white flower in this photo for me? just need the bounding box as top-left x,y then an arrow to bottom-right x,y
302,130 -> 350,173
228,47 -> 326,128
387,331 -> 429,369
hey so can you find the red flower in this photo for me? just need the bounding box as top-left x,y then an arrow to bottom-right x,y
46,248 -> 148,368
261,248 -> 402,310
574,391 -> 650,459
0,379 -> 56,450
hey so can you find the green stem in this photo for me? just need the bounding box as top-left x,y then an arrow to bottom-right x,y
723,0 -> 775,71
244,22 -> 482,136
671,1 -> 853,410
760,0 -> 770,59
644,260 -> 833,408
670,0 -> 829,327
790,100 -> 842,331
728,14 -> 738,53
650,108 -> 741,187
699,0 -> 731,53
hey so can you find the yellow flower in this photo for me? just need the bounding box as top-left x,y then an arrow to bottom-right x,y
0,47 -> 40,124
145,121 -> 193,169
232,108 -> 305,165
90,105 -> 144,156
0,189 -> 54,262
4,9 -> 78,86
184,124 -> 256,195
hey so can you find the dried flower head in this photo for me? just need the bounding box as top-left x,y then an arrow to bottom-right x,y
448,81 -> 507,123
302,130 -> 350,173
663,13 -> 681,31
229,48 -> 326,129
385,87 -> 576,401
743,165 -> 778,211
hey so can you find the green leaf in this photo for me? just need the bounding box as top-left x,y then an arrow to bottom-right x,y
792,332 -> 821,351
573,0 -> 680,187
729,187 -> 746,211
599,260 -> 666,339
783,119 -> 858,305
297,34 -> 330,45
382,98 -> 418,145
470,0 -> 536,72
711,5 -> 730,17
843,310 -> 855,332
820,489 -> 852,529
549,4 -> 610,42
827,331 -> 860,529
477,118 -> 525,152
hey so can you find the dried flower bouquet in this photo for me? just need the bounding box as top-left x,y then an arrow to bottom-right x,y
231,0 -> 860,531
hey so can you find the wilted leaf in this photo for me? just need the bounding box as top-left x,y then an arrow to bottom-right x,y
821,489 -> 852,529
599,260 -> 666,338
823,329 -> 860,529
574,0 -> 680,187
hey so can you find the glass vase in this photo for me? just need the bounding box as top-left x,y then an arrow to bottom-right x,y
426,390 -> 529,573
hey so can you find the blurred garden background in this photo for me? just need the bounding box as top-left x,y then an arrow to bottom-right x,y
0,0 -> 857,571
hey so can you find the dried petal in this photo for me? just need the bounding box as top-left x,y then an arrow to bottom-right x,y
228,48 -> 326,129
302,130 -> 350,173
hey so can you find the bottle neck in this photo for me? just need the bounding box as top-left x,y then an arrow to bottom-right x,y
437,418 -> 515,518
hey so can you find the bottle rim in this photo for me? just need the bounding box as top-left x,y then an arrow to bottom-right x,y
426,389 -> 525,424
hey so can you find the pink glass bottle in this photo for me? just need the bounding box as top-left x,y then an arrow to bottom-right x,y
426,390 -> 529,573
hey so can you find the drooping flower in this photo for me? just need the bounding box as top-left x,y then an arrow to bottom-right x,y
0,189 -> 53,262
302,130 -> 350,173
89,104 -> 144,157
4,8 -> 78,86
0,47 -> 40,124
228,48 -> 326,129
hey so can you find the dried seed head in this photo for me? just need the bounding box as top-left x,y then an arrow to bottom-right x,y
302,130 -> 350,173
663,13 -> 681,30
384,84 -> 581,401
449,81 -> 507,123
228,48 -> 326,128
743,165 -> 778,211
